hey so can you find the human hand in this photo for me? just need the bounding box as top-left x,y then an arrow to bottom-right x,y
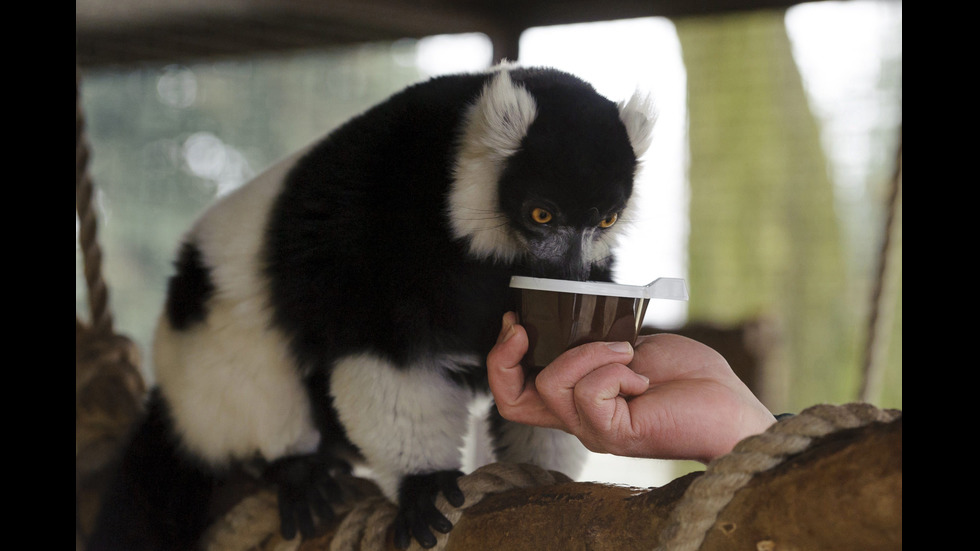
487,312 -> 777,463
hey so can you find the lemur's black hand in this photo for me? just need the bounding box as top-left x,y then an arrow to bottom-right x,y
264,454 -> 351,540
392,470 -> 465,549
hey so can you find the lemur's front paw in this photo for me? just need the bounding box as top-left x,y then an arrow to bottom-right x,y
392,470 -> 465,549
264,454 -> 351,540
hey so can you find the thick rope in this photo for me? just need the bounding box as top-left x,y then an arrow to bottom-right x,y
76,65 -> 114,337
333,462 -> 572,551
205,462 -> 571,551
656,402 -> 901,551
198,405 -> 902,551
203,490 -> 293,551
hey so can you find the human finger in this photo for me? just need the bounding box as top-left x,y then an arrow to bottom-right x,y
534,340 -> 636,430
629,334 -> 727,387
569,363 -> 650,453
486,313 -> 564,429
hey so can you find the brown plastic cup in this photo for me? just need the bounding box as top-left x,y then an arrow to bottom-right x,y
510,276 -> 689,375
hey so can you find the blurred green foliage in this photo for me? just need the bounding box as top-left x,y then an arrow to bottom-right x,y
676,9 -> 901,412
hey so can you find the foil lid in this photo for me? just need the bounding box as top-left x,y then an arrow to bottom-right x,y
509,276 -> 689,301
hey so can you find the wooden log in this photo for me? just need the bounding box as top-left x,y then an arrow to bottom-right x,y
221,410 -> 899,550
443,473 -> 698,550
699,417 -> 902,551
438,417 -> 901,550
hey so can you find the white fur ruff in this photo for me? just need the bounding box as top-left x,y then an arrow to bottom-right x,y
153,149 -> 322,465
330,353 -> 476,499
449,68 -> 538,263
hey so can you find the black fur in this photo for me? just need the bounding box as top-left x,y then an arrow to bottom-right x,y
89,67 -> 643,551
264,73 -> 495,372
261,69 -> 636,547
165,242 -> 215,330
393,470 -> 465,549
264,68 -> 633,377
263,452 -> 351,540
88,390 -> 216,551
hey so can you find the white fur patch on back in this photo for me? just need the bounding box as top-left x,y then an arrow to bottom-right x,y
449,68 -> 537,263
153,148 -> 321,465
191,147 -> 310,300
330,353 -> 475,499
154,306 -> 320,465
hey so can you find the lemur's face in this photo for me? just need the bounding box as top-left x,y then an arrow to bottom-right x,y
497,137 -> 634,281
447,68 -> 654,278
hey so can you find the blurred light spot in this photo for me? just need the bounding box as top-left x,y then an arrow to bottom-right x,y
183,132 -> 226,179
182,132 -> 253,196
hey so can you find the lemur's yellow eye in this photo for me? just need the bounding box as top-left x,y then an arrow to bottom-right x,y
531,208 -> 553,224
599,213 -> 619,228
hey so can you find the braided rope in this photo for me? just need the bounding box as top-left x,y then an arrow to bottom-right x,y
331,462 -> 572,551
203,490 -> 297,551
656,402 -> 901,551
205,462 -> 571,551
76,65 -> 114,337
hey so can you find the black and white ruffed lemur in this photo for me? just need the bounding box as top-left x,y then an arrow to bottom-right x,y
88,63 -> 656,550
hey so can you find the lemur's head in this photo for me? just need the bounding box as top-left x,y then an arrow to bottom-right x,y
449,66 -> 655,280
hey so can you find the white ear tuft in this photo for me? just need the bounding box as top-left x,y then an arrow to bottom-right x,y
618,92 -> 657,158
474,69 -> 538,157
448,69 -> 538,262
